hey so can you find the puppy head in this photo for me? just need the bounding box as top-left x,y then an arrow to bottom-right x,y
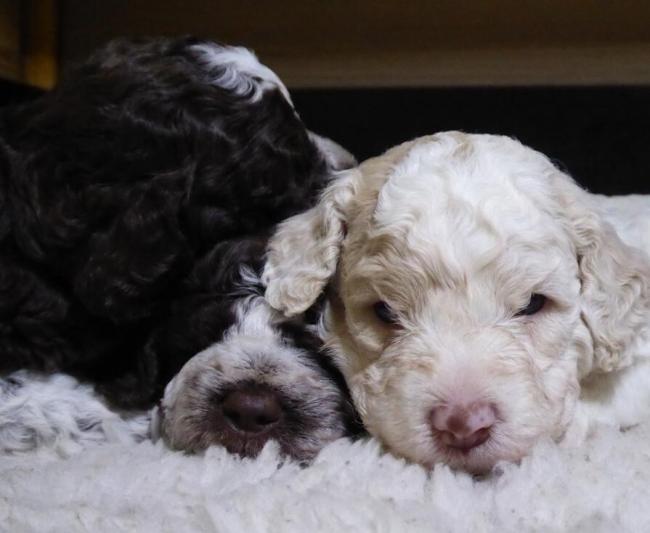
151,295 -> 358,461
264,132 -> 650,472
147,234 -> 359,462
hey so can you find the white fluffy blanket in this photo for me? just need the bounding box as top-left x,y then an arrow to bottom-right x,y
1,374 -> 650,533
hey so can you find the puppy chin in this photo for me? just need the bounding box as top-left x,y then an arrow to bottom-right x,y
386,429 -> 534,475
433,441 -> 531,475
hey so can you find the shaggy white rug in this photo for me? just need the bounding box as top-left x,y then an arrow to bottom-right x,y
1,373 -> 650,533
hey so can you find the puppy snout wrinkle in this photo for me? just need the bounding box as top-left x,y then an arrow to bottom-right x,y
430,402 -> 496,451
222,385 -> 283,434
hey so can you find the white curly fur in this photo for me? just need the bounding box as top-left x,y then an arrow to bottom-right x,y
191,43 -> 293,104
0,371 -> 150,457
264,131 -> 650,472
3,423 -> 650,532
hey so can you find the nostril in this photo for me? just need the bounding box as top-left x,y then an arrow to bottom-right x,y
467,403 -> 497,432
430,402 -> 497,451
440,427 -> 491,451
431,405 -> 455,433
221,386 -> 283,434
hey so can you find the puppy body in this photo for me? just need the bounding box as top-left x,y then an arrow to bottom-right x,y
0,37 -> 359,460
264,132 -> 650,471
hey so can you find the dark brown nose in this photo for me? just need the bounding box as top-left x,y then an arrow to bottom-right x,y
221,386 -> 283,434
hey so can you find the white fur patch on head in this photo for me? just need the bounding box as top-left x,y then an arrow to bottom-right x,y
191,43 -> 292,104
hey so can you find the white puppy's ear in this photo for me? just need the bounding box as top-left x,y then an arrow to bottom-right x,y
554,175 -> 650,374
263,169 -> 360,316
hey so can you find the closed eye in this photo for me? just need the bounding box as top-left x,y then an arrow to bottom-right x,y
372,301 -> 399,325
515,293 -> 547,317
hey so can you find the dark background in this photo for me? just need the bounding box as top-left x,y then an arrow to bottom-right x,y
292,86 -> 650,195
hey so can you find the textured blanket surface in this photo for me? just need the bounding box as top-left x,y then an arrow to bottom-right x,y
2,418 -> 650,533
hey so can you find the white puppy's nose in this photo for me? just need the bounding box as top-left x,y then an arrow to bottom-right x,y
430,402 -> 497,451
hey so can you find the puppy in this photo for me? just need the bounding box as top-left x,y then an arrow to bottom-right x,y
151,235 -> 360,460
264,132 -> 650,472
0,36 -> 359,460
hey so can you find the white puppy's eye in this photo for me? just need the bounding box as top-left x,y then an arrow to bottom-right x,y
516,293 -> 547,317
373,301 -> 398,325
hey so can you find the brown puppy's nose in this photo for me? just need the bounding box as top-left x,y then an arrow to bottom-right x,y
430,402 -> 496,451
222,386 -> 283,434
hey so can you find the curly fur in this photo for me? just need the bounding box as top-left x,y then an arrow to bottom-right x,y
0,36 -> 359,460
264,131 -> 650,471
0,370 -> 150,456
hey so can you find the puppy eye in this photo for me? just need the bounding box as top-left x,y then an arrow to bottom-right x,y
516,293 -> 547,317
373,301 -> 398,325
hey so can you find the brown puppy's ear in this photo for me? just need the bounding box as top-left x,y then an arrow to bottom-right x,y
553,174 -> 650,375
263,169 -> 361,317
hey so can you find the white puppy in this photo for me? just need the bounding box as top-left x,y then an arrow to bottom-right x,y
263,132 -> 650,473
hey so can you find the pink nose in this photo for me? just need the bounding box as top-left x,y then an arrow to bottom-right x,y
430,402 -> 497,451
